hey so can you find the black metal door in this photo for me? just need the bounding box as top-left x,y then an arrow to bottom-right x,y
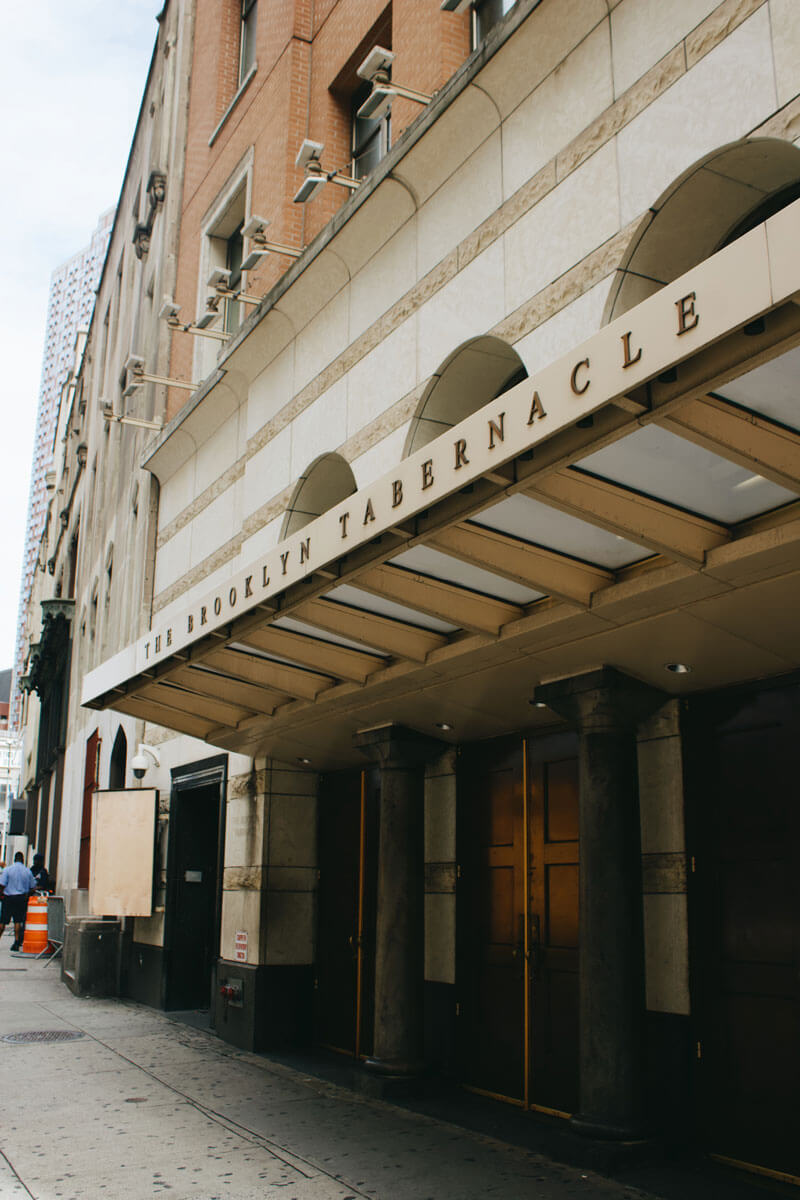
689,683 -> 800,1178
165,773 -> 224,1011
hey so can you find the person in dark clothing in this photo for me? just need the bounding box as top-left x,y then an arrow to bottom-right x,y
31,853 -> 52,893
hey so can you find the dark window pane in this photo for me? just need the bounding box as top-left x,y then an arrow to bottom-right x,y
474,0 -> 515,44
240,0 -> 257,83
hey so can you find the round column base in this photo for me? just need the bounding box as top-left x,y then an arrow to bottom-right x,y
569,1113 -> 644,1141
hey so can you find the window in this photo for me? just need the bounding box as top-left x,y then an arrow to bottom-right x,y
239,0 -> 257,84
225,222 -> 244,334
473,0 -> 515,45
351,82 -> 390,180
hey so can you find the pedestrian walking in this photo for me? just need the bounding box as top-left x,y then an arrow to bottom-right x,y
0,852 -> 37,951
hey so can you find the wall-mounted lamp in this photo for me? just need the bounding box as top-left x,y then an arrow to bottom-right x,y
206,267 -> 263,308
123,354 -> 198,396
355,46 -> 432,121
158,297 -> 230,341
240,214 -> 303,270
293,139 -> 361,204
131,743 -> 161,781
100,398 -> 163,432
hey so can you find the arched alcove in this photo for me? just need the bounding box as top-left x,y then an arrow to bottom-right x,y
604,138 -> 800,324
404,336 -> 527,458
109,726 -> 127,790
281,453 -> 358,537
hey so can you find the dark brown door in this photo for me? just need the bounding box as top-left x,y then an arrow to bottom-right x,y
690,684 -> 800,1178
315,769 -> 377,1057
458,734 -> 579,1111
459,738 -> 526,1101
528,744 -> 579,1115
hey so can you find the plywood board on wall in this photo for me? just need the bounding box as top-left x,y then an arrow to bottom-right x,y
89,789 -> 157,916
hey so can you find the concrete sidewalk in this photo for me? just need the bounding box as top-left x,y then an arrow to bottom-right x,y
0,940 -> 777,1200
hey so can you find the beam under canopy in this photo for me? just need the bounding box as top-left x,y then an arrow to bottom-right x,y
524,468 -> 729,567
289,597 -> 448,662
354,564 -> 522,634
428,522 -> 612,607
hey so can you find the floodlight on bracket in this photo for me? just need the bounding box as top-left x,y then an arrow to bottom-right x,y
100,398 -> 163,433
240,214 -> 303,270
355,46 -> 432,122
158,297 -> 230,341
206,268 -> 263,308
293,139 -> 361,204
123,354 -> 198,395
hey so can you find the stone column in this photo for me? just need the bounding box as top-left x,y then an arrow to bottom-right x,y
354,723 -> 444,1076
533,668 -> 664,1138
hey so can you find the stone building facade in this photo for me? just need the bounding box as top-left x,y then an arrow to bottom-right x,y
21,0 -> 800,1184
11,211 -> 114,732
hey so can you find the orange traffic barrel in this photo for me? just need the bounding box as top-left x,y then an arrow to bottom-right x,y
20,895 -> 49,956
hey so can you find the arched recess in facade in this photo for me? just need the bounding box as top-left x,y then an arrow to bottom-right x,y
109,727 -> 127,790
403,335 -> 528,457
604,137 -> 800,324
281,452 -> 358,537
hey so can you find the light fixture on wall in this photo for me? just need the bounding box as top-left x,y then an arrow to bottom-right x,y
100,398 -> 163,432
123,354 -> 198,396
131,743 -> 161,781
158,297 -> 230,341
440,0 -> 472,11
206,267 -> 263,308
355,46 -> 432,122
293,139 -> 361,204
240,214 -> 303,270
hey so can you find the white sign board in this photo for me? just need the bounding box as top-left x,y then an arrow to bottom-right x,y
234,930 -> 248,962
89,789 -> 157,917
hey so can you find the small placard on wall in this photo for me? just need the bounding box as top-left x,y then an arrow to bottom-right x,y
234,930 -> 248,962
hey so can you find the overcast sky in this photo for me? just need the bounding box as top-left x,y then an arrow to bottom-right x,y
0,2 -> 162,673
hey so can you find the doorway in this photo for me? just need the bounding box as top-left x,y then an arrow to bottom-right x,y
457,732 -> 579,1114
315,768 -> 378,1058
164,757 -> 226,1012
687,682 -> 800,1180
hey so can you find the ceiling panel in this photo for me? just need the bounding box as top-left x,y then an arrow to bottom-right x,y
389,545 -> 544,605
273,615 -> 389,656
326,583 -> 459,632
577,426 -> 797,523
715,344 -> 800,432
470,493 -> 649,568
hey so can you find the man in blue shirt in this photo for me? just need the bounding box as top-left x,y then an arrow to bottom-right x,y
0,852 -> 38,951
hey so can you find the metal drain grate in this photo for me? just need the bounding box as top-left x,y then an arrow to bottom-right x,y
2,1030 -> 85,1044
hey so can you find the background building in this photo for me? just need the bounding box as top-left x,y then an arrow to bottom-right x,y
10,210 -> 114,731
0,667 -> 23,862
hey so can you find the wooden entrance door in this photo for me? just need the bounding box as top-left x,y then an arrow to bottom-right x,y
528,740 -> 580,1115
690,684 -> 800,1179
459,738 -> 526,1100
458,733 -> 579,1112
315,769 -> 378,1057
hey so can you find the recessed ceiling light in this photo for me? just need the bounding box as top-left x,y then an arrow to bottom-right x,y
530,699 -> 548,708
297,756 -> 311,765
664,663 -> 691,675
436,722 -> 453,732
